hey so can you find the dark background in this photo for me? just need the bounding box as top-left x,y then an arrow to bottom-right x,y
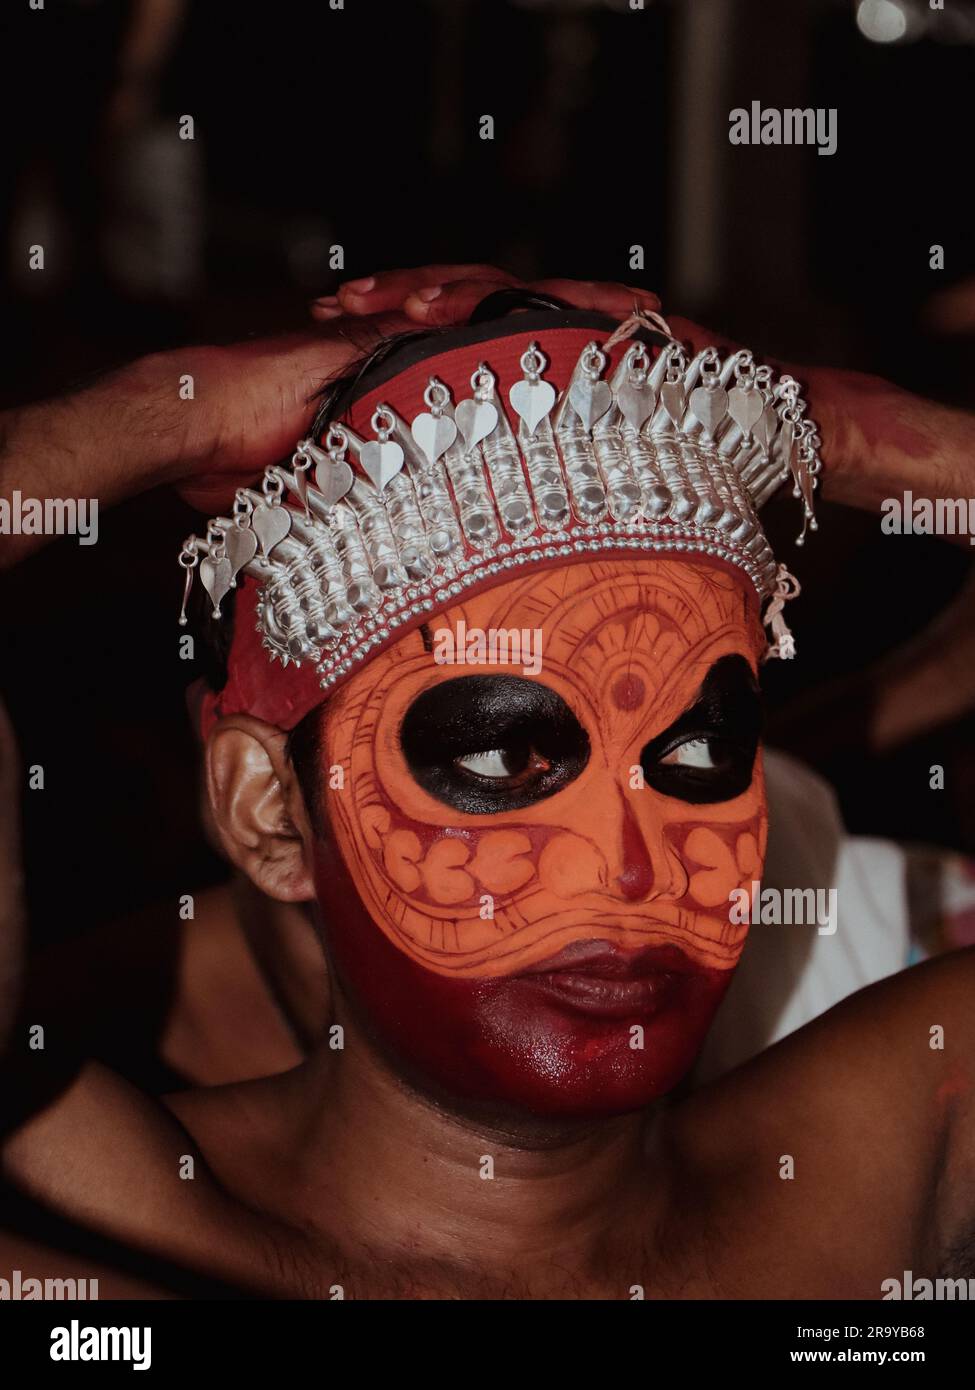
1,0 -> 973,948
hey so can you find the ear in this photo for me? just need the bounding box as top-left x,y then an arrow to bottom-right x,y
205,715 -> 316,903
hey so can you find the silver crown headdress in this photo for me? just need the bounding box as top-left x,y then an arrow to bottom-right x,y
177,314 -> 821,690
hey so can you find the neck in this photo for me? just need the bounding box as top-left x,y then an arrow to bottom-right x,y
232,875 -> 329,1051
283,1006 -> 662,1289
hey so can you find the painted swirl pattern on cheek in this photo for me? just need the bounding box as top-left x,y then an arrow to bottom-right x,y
321,558 -> 768,978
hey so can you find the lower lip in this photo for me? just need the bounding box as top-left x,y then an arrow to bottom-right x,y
524,970 -> 683,1020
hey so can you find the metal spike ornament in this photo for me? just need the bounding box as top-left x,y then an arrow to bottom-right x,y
177,320 -> 823,689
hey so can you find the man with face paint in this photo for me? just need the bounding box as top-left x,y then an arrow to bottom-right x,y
303,561 -> 765,1119
184,297 -> 788,1137
4,284 -> 975,1301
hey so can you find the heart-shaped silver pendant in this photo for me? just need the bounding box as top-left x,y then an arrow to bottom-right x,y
689,385 -> 729,436
314,458 -> 354,508
360,439 -> 404,491
509,379 -> 556,436
251,502 -> 292,558
616,382 -> 655,432
569,379 -> 612,432
727,385 -> 764,436
200,555 -> 233,616
455,399 -> 498,454
660,381 -> 687,426
224,525 -> 258,581
753,405 -> 779,452
411,412 -> 457,467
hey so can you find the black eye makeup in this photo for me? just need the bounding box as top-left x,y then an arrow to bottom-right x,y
638,655 -> 762,804
399,675 -> 590,814
398,656 -> 762,815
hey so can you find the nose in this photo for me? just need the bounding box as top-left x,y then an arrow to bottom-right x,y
585,769 -> 689,903
618,799 -> 655,900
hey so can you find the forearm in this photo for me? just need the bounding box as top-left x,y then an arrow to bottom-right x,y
806,365 -> 975,531
0,325 -> 393,564
0,352 -> 192,569
666,312 -> 975,538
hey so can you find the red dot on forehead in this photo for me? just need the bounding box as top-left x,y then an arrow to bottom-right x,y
610,673 -> 646,711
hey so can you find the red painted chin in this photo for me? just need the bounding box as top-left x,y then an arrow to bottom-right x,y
313,842 -> 732,1120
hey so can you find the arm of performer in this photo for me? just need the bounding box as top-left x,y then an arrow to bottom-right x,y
0,318 -> 418,567
4,265 -> 972,572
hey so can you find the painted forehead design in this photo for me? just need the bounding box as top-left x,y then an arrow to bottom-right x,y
333,558 -> 761,735
180,309 -> 821,736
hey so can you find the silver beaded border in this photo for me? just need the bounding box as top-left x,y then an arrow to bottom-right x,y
261,516 -> 776,692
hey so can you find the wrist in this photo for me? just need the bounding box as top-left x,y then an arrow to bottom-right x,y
109,347 -> 220,487
801,365 -> 875,507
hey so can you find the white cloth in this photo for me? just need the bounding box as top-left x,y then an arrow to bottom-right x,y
692,748 -> 910,1083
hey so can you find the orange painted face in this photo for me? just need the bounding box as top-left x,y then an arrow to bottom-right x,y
310,557 -> 768,1119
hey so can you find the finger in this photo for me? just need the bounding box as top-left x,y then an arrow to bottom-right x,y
403,275 -> 663,328
667,313 -> 749,360
338,264 -> 520,314
309,295 -> 343,322
529,278 -> 661,315
401,273 -> 524,326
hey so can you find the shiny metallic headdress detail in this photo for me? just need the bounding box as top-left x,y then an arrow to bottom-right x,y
178,325 -> 821,689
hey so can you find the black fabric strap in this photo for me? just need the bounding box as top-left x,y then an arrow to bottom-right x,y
344,303 -> 667,406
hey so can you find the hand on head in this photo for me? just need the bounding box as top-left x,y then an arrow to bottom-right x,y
5,262 -> 973,571
313,263 -> 662,329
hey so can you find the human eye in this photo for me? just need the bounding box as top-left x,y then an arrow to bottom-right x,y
454,744 -> 552,784
639,656 -> 762,804
400,676 -> 588,813
659,735 -> 718,770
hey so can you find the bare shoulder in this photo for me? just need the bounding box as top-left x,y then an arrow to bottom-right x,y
689,947 -> 975,1134
3,1056 -> 211,1223
0,1060 -> 273,1288
675,949 -> 975,1262
781,945 -> 975,1103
